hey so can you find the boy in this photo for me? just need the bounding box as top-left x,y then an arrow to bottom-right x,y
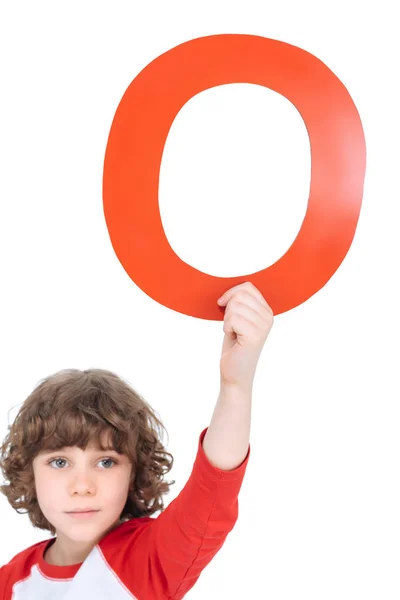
0,282 -> 274,599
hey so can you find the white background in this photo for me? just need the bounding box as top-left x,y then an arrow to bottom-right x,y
1,1 -> 399,598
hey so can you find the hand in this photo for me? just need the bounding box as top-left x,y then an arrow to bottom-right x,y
217,282 -> 274,390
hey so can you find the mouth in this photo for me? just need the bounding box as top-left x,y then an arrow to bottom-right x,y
66,510 -> 100,519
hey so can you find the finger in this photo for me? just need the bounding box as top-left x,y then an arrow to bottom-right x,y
218,281 -> 252,301
224,299 -> 270,330
224,303 -> 272,341
219,285 -> 272,314
218,282 -> 271,310
223,312 -> 258,335
223,311 -> 260,340
224,301 -> 261,328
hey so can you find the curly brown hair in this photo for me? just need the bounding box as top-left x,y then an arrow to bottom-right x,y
0,368 -> 175,536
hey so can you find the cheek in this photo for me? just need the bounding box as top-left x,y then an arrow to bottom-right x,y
35,473 -> 59,499
103,471 -> 131,503
33,475 -> 60,517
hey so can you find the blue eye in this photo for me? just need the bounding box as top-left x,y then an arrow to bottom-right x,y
100,458 -> 116,469
48,458 -> 117,469
49,458 -> 67,469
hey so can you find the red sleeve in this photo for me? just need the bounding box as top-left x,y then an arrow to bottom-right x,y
0,565 -> 6,599
99,427 -> 250,599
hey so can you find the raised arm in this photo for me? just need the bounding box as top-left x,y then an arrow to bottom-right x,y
203,282 -> 274,471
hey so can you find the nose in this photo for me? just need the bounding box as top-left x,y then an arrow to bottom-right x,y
68,470 -> 97,495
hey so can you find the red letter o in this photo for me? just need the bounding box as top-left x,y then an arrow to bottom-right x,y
103,34 -> 366,318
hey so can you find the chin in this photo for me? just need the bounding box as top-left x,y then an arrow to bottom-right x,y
62,515 -> 115,535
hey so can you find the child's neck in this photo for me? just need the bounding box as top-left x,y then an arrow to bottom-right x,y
44,538 -> 93,566
45,520 -> 124,566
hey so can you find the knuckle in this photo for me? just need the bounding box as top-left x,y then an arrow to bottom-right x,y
229,299 -> 240,310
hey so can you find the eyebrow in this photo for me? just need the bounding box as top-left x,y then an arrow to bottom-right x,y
39,446 -> 118,455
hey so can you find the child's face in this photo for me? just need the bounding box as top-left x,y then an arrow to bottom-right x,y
32,432 -> 133,545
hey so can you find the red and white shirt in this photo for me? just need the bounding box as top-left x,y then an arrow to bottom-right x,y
1,428 -> 250,599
